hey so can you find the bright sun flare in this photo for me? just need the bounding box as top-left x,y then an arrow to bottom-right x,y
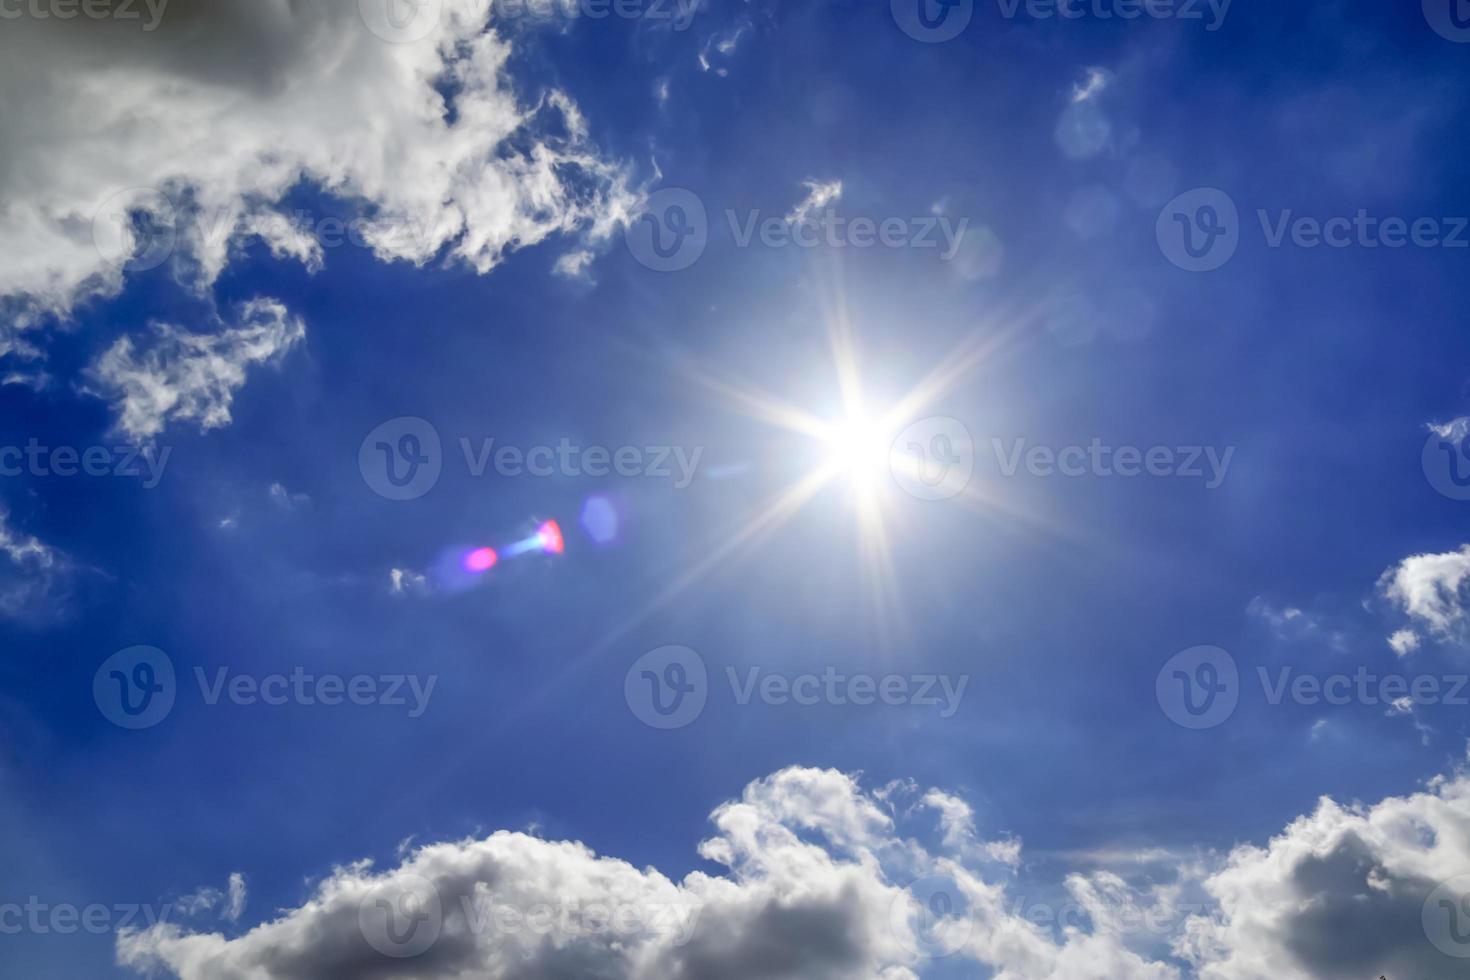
820,414 -> 893,492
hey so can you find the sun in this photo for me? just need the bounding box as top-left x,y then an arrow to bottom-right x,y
819,412 -> 894,494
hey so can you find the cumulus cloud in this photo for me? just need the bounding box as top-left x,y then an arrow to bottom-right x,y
1176,767 -> 1470,979
86,298 -> 305,441
112,764 -> 1470,979
1379,546 -> 1470,643
100,769 -> 1155,979
0,0 -> 638,337
1389,629 -> 1422,658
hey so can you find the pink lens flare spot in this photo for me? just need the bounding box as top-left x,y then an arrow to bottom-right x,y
538,520 -> 565,555
465,547 -> 499,573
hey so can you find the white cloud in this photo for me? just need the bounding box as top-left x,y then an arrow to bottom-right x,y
1176,769 -> 1470,979
225,873 -> 246,924
390,568 -> 431,598
118,767 -> 1184,979
176,873 -> 246,924
553,249 -> 597,281
0,510 -> 72,620
0,1 -> 638,342
786,179 -> 844,226
1389,629 -> 1422,658
267,483 -> 309,512
113,764 -> 1470,979
698,27 -> 745,75
1071,67 -> 1113,104
1245,596 -> 1345,651
86,298 -> 305,441
1379,546 -> 1470,641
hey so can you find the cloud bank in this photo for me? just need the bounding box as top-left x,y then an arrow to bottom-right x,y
114,765 -> 1470,979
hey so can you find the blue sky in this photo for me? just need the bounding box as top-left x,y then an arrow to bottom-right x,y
4,1 -> 1470,977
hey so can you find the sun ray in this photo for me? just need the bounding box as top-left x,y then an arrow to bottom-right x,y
879,302 -> 1041,434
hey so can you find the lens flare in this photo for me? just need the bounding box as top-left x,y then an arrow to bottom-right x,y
538,520 -> 565,555
580,495 -> 620,545
464,547 -> 499,573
